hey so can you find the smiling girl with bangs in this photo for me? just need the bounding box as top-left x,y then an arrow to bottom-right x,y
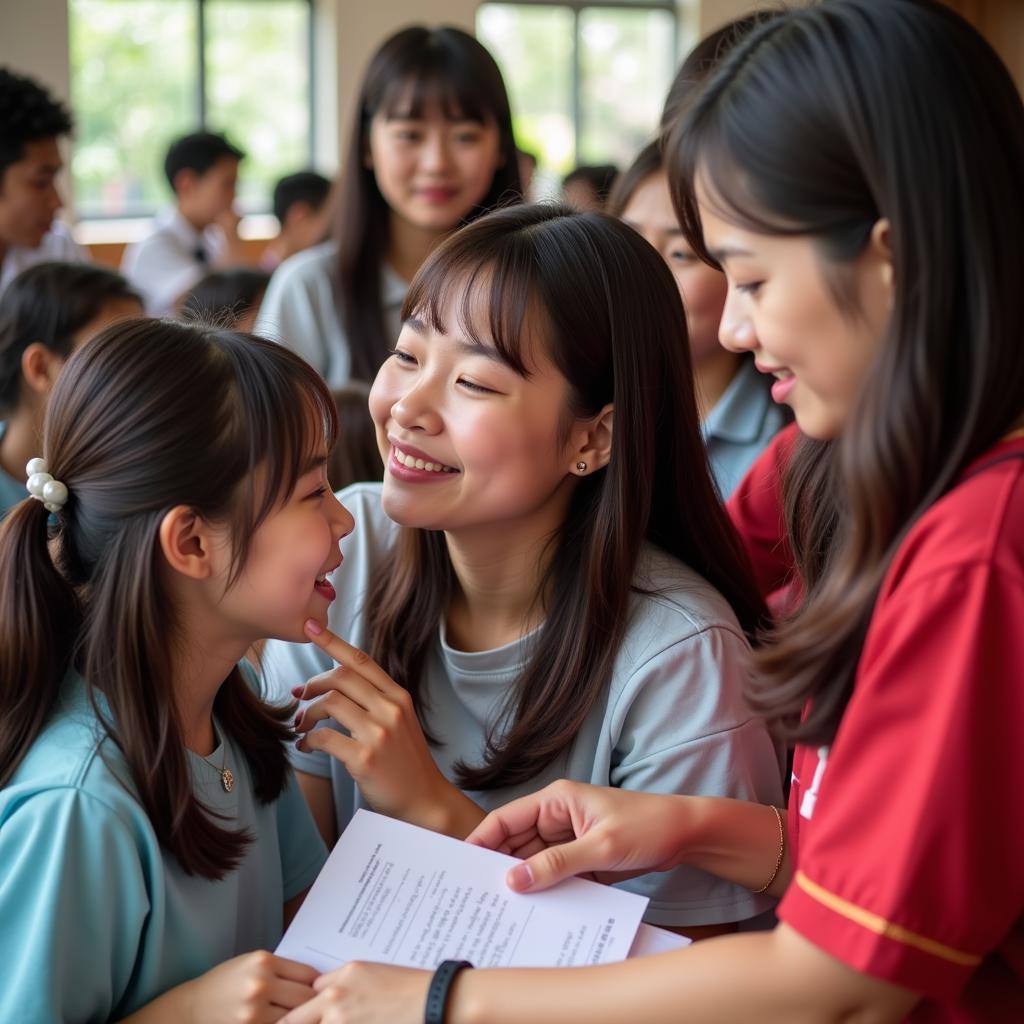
265,201 -> 783,944
257,25 -> 521,387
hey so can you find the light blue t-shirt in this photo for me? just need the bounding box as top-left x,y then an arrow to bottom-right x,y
256,242 -> 407,387
263,483 -> 785,928
0,672 -> 327,1022
703,357 -> 789,500
0,422 -> 26,518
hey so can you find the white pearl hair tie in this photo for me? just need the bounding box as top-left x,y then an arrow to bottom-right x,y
25,457 -> 69,513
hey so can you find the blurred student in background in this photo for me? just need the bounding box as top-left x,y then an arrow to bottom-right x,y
610,143 -> 785,497
179,267 -> 271,333
561,164 -> 618,212
122,131 -> 248,315
0,261 -> 142,516
261,170 -> 332,272
257,25 -> 521,386
0,69 -> 88,295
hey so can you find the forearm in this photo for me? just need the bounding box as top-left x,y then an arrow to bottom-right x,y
409,782 -> 487,839
118,981 -> 194,1024
450,926 -> 914,1024
683,796 -> 791,899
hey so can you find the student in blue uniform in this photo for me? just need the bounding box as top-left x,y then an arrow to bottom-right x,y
0,319 -> 352,1021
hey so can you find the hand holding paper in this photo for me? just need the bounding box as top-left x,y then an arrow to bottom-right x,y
466,778 -> 695,893
277,810 -> 686,975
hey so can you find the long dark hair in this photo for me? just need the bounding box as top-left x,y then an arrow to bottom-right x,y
366,203 -> 766,790
0,261 -> 141,412
668,0 -> 1024,744
335,26 -> 521,383
0,320 -> 338,879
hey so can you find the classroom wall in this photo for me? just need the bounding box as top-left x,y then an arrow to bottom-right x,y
0,0 -> 74,218
0,0 -> 70,104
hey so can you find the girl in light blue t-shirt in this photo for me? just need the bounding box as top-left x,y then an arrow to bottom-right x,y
0,320 -> 353,1021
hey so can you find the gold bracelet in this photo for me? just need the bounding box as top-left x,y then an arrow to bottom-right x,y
751,805 -> 785,894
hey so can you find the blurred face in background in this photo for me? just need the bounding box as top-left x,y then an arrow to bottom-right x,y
175,156 -> 239,227
368,97 -> 503,234
0,138 -> 63,250
620,170 -> 728,368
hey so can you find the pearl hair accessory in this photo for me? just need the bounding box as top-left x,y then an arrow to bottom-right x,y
25,458 -> 69,513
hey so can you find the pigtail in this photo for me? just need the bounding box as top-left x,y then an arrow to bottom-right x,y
0,498 -> 81,787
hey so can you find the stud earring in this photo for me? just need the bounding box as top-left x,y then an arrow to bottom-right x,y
576,461 -> 587,472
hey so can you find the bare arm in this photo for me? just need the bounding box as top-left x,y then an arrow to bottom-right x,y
119,951 -> 319,1024
296,769 -> 336,848
449,925 -> 918,1024
286,925 -> 919,1024
685,795 -> 792,900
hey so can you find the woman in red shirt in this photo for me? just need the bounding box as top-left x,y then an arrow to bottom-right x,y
280,2 -> 1024,1021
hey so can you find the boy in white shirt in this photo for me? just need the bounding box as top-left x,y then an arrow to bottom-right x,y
0,68 -> 89,295
121,131 -> 246,314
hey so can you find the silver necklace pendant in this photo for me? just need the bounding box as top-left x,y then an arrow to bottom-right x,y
220,767 -> 235,793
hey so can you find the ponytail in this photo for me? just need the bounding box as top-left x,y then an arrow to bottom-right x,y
1,319 -> 336,879
0,497 -> 81,787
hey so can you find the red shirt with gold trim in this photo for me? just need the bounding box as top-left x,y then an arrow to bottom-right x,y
779,437 -> 1024,1021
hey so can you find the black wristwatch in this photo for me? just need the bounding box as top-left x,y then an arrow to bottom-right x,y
424,959 -> 474,1024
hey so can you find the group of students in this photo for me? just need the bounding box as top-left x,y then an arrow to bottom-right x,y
0,1 -> 1022,1021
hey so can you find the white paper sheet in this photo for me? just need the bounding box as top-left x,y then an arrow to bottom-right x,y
627,922 -> 692,957
277,809 -> 649,972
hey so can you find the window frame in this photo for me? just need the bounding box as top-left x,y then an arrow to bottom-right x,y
478,0 -> 680,170
69,0 -> 316,222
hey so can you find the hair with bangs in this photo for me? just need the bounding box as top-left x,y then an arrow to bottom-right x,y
335,25 -> 521,383
368,203 -> 766,790
0,319 -> 337,879
664,0 -> 1024,744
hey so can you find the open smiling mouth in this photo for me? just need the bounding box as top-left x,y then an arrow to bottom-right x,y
314,565 -> 339,601
391,445 -> 459,474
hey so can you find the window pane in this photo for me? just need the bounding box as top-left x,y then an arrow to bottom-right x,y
70,0 -> 198,218
477,3 -> 575,186
205,0 -> 312,214
578,7 -> 675,170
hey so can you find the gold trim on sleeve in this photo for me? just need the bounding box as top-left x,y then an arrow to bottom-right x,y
794,871 -> 982,967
